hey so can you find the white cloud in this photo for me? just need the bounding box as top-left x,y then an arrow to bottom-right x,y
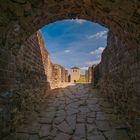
80,66 -> 88,70
86,60 -> 100,65
90,47 -> 104,55
64,49 -> 71,53
87,30 -> 107,39
86,47 -> 105,66
71,19 -> 86,24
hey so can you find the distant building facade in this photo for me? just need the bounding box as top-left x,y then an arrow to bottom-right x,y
70,67 -> 80,83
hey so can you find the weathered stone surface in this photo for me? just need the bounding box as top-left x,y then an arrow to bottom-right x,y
66,115 -> 76,130
0,30 -> 69,136
87,117 -> 95,124
86,124 -> 97,134
96,112 -> 109,121
0,3 -> 140,139
39,117 -> 53,124
74,123 -> 85,138
57,121 -> 73,134
16,133 -> 29,140
29,135 -> 39,140
1,82 -> 131,139
72,136 -> 86,140
87,135 -> 105,140
54,116 -> 65,124
39,125 -> 51,137
91,30 -> 140,138
87,112 -> 96,118
95,120 -> 111,131
103,130 -> 116,140
50,127 -> 58,137
114,129 -> 130,140
53,133 -> 71,140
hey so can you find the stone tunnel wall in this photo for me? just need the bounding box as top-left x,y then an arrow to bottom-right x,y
0,31 -> 68,136
0,32 -> 49,135
97,31 -> 140,136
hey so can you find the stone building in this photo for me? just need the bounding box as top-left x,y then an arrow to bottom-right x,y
70,67 -> 80,83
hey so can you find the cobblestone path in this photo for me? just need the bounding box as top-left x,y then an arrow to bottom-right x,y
10,84 -> 130,140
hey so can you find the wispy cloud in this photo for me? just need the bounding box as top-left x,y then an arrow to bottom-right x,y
87,30 -> 107,39
41,19 -> 107,74
80,66 -> 88,70
85,60 -> 100,65
71,19 -> 86,24
90,47 -> 104,55
64,49 -> 71,53
87,47 -> 104,65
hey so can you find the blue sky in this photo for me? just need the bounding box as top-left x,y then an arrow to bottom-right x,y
40,19 -> 108,74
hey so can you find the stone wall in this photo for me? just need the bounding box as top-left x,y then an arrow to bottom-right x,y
1,0 -> 140,53
86,66 -> 93,83
65,70 -> 69,82
36,32 -> 53,89
95,31 -> 140,137
0,31 -> 59,136
92,64 -> 100,87
0,31 -> 70,136
51,64 -> 68,88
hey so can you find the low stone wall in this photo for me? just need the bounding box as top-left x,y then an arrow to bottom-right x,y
96,31 -> 140,138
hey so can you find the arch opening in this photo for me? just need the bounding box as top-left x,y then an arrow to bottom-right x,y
0,1 -> 140,139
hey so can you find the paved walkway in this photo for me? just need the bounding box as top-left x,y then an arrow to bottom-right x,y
8,84 -> 130,140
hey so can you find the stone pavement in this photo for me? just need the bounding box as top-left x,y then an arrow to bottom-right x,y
5,84 -> 130,140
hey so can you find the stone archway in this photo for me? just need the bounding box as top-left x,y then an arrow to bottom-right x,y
0,0 -> 140,138
0,0 -> 140,49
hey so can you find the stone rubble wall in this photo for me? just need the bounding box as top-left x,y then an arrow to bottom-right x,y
85,66 -> 94,83
93,31 -> 140,137
92,64 -> 100,87
65,70 -> 69,82
51,64 -> 68,89
0,31 -> 67,136
1,0 -> 140,53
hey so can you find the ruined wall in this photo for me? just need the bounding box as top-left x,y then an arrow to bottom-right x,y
65,70 -> 69,82
37,32 -> 53,89
0,32 -> 53,136
16,32 -> 51,96
51,64 -> 67,88
92,64 -> 100,87
1,0 -> 140,54
99,31 -> 140,136
60,66 -> 66,83
86,66 -> 93,83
